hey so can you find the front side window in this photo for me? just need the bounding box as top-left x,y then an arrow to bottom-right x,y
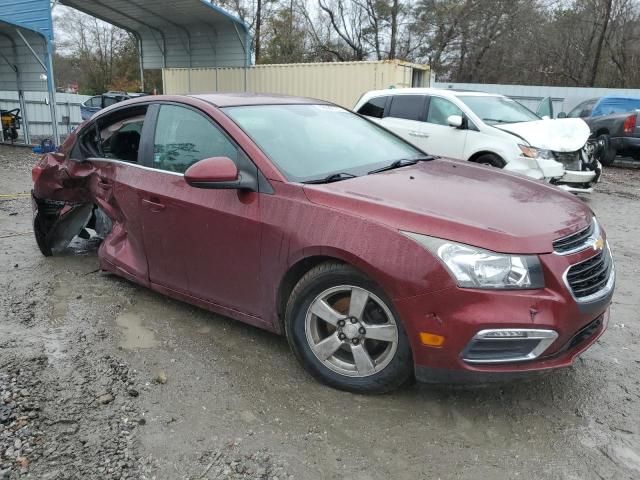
153,104 -> 237,173
87,96 -> 101,107
358,96 -> 387,118
387,95 -> 425,121
224,104 -> 422,182
458,95 -> 540,124
426,97 -> 464,126
568,99 -> 597,118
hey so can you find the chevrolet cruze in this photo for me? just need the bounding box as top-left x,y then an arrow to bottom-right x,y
31,93 -> 614,393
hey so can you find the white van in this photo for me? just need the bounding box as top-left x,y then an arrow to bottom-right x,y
354,88 -> 601,193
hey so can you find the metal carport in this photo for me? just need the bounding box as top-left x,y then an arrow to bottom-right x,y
0,0 -> 250,147
0,0 -> 58,145
59,0 -> 252,90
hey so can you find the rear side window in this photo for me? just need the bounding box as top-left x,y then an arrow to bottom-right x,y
592,98 -> 640,117
358,96 -> 387,118
427,97 -> 463,126
103,96 -> 119,108
153,105 -> 238,174
387,95 -> 426,121
99,115 -> 145,163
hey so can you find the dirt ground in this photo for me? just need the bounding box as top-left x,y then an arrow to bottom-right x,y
0,144 -> 639,480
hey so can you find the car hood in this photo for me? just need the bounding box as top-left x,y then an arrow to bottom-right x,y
494,118 -> 590,152
303,159 -> 592,254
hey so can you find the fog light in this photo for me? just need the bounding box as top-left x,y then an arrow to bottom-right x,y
462,329 -> 558,364
419,332 -> 445,347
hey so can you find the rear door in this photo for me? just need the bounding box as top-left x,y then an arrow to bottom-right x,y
88,104 -> 153,281
136,103 -> 263,315
377,95 -> 430,149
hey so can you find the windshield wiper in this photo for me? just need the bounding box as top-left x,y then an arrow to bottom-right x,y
303,172 -> 358,184
483,118 -> 511,124
368,155 -> 435,175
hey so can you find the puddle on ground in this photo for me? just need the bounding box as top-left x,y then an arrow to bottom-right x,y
116,312 -> 159,350
50,281 -> 72,327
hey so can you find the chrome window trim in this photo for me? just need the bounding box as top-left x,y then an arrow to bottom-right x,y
562,243 -> 615,304
552,218 -> 599,256
86,157 -> 185,177
462,329 -> 559,364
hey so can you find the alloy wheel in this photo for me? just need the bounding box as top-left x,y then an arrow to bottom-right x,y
305,285 -> 399,377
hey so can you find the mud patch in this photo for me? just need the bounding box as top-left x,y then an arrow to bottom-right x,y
116,312 -> 159,350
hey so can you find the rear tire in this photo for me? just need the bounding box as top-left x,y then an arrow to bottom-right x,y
473,153 -> 506,168
598,134 -> 617,166
285,262 -> 413,394
33,212 -> 53,257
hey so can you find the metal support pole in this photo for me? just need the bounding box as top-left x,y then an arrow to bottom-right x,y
18,90 -> 30,144
44,40 -> 60,146
137,35 -> 145,92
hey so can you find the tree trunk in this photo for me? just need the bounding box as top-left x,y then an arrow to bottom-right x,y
589,0 -> 613,86
389,0 -> 399,59
255,0 -> 262,63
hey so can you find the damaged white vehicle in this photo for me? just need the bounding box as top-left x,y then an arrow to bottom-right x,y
354,89 -> 601,193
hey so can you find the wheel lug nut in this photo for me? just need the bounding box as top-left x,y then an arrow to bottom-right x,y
337,319 -> 346,327
359,327 -> 366,335
351,338 -> 359,345
350,317 -> 358,324
338,333 -> 346,341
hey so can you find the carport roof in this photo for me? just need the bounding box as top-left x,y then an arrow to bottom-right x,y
60,0 -> 252,69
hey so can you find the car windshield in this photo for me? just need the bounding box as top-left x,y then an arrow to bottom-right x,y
458,95 -> 540,125
223,104 -> 422,182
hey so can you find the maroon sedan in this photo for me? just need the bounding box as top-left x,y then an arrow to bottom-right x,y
31,93 -> 614,393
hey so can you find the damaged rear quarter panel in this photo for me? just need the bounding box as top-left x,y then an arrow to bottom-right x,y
32,143 -> 149,283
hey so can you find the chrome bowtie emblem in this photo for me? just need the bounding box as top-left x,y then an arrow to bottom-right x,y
593,237 -> 604,251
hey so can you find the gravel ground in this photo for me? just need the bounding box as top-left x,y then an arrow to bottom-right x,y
0,144 -> 639,479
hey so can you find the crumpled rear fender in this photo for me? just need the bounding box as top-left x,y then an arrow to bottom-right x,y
32,153 -> 117,255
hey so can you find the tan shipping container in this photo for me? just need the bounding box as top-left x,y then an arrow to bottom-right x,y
162,60 -> 430,108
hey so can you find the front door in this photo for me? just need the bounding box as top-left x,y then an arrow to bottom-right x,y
137,103 -> 263,316
418,96 -> 468,160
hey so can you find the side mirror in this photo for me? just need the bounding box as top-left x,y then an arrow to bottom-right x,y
447,115 -> 463,128
185,157 -> 239,189
557,112 -> 567,119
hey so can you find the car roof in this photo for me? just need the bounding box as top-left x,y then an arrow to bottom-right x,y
361,88 -> 502,100
190,92 -> 331,107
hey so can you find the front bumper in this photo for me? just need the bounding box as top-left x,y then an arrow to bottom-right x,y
395,246 -> 613,383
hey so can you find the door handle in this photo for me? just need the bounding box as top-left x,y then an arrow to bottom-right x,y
409,131 -> 429,138
142,198 -> 166,211
97,179 -> 112,189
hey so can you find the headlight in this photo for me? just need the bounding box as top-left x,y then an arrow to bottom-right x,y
402,232 -> 545,289
519,144 -> 555,160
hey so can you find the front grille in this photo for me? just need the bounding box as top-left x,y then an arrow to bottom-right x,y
554,151 -> 581,171
553,221 -> 595,254
566,249 -> 613,299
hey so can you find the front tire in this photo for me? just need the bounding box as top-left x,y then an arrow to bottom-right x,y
285,262 -> 413,394
473,153 -> 506,168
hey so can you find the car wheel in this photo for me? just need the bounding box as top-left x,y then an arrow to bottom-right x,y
285,262 -> 413,394
597,134 -> 617,166
474,153 -> 506,168
33,212 -> 53,257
